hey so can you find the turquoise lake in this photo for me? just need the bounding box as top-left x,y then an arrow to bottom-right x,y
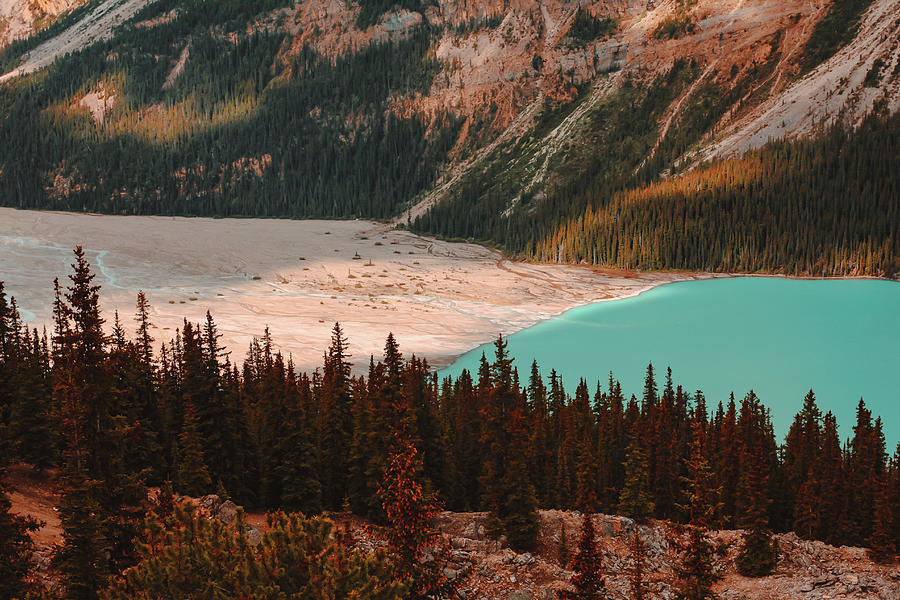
440,277 -> 900,448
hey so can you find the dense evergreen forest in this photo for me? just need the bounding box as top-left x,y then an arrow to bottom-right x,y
1,0 -> 896,277
0,2 -> 458,218
416,112 -> 900,276
1,250 -> 898,597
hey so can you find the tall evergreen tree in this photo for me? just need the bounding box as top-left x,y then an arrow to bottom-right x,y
674,421 -> 720,600
174,400 -> 212,497
378,430 -> 459,599
558,513 -> 609,600
618,439 -> 654,521
867,475 -> 897,564
0,447 -> 41,598
54,247 -> 146,599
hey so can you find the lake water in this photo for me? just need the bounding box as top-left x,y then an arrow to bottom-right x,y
441,277 -> 900,448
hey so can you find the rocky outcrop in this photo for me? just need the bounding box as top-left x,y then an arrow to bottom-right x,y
0,0 -> 87,49
435,510 -> 900,599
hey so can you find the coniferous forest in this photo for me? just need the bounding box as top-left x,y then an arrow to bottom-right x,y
0,5 -> 458,219
1,249 -> 898,598
415,111 -> 900,277
0,0 -> 896,277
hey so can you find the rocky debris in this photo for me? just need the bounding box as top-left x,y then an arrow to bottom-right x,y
433,510 -> 900,599
7,467 -> 900,599
182,494 -> 263,544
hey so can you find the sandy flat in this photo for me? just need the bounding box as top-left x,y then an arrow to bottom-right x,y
0,207 -> 690,371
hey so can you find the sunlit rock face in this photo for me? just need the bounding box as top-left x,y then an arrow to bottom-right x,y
0,0 -> 87,49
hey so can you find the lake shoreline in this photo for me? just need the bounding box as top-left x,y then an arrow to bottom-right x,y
2,207 -> 895,375
440,276 -> 900,447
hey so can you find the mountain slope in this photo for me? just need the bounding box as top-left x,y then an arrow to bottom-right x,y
0,0 -> 88,49
0,0 -> 897,274
705,0 -> 900,160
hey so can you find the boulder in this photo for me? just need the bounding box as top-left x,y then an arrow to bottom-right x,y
216,500 -> 238,525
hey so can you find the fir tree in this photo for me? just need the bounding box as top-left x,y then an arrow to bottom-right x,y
174,401 -> 212,497
618,439 -> 655,521
674,421 -> 720,600
867,476 -> 897,563
378,431 -> 459,599
628,528 -> 648,600
558,513 -> 609,600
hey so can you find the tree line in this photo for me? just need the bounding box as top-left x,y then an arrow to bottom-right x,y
1,249 -> 898,598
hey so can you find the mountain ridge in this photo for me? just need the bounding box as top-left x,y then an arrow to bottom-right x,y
0,0 -> 897,275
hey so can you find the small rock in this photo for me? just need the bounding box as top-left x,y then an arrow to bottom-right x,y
216,500 -> 238,525
198,494 -> 221,512
516,552 -> 533,565
443,567 -> 458,580
247,526 -> 262,545
839,573 -> 858,586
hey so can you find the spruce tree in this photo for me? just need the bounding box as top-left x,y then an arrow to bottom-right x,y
481,336 -> 540,551
54,247 -> 146,599
174,400 -> 212,497
378,431 -> 459,599
319,323 -> 354,509
618,439 -> 655,521
558,513 -> 609,600
736,447 -> 778,576
674,421 -> 720,600
867,476 -> 896,563
277,373 -> 322,515
628,528 -> 648,600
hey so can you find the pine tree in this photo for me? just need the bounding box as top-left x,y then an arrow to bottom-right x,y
558,513 -> 609,600
103,503 -> 407,599
175,401 -> 212,497
674,421 -> 720,600
628,528 -> 648,600
378,431 -> 459,599
867,476 -> 896,564
618,439 -> 655,521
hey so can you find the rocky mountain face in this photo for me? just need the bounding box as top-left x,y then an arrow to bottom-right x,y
0,0 -> 87,48
0,0 -> 896,272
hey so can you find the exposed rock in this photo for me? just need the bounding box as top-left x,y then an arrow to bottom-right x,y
216,500 -> 239,525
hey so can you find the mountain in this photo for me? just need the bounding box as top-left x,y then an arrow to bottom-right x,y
0,0 -> 897,275
0,0 -> 88,49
